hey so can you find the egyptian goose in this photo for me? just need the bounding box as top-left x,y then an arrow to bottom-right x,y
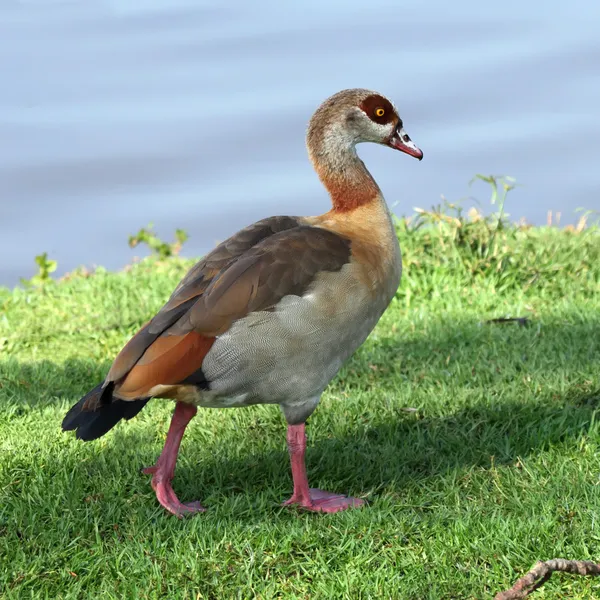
62,89 -> 423,516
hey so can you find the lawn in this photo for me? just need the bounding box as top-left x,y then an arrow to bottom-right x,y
1,203 -> 599,599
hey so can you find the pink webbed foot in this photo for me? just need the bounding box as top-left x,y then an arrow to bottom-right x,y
143,465 -> 206,517
283,488 -> 365,513
283,423 -> 366,514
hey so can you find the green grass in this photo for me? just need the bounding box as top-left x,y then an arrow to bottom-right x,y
1,209 -> 599,599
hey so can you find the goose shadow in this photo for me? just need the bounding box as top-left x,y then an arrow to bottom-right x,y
1,310 -> 599,506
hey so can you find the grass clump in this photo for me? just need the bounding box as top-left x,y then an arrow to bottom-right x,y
1,186 -> 599,599
396,175 -> 598,298
128,224 -> 189,260
20,252 -> 58,289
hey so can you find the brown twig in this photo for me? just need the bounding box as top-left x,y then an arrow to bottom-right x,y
484,317 -> 530,327
495,559 -> 600,599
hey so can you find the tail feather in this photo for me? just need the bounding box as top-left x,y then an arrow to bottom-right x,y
62,382 -> 149,441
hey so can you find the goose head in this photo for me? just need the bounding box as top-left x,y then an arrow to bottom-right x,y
307,88 -> 423,161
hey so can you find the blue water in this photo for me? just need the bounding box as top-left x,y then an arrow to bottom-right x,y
1,0 -> 599,287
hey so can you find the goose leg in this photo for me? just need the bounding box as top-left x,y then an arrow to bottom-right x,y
142,402 -> 205,517
282,423 -> 364,513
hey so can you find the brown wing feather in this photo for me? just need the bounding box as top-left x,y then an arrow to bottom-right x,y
106,216 -> 302,386
164,215 -> 303,308
117,332 -> 215,399
106,218 -> 351,401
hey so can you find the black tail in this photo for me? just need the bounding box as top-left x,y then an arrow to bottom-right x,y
62,382 -> 150,441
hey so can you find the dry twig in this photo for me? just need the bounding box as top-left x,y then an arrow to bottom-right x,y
484,317 -> 530,327
495,559 -> 600,599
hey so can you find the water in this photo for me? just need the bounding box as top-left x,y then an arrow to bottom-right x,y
1,0 -> 599,288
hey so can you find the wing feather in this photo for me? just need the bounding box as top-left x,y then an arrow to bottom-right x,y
106,218 -> 351,401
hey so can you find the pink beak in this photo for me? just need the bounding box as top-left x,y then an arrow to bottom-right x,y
389,126 -> 423,160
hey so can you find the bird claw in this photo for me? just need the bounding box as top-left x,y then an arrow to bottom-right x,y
282,488 -> 365,513
142,466 -> 206,517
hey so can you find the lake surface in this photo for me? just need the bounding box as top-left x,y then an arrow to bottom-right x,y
1,0 -> 599,287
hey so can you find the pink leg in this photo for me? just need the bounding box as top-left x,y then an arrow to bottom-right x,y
142,402 -> 205,517
282,423 -> 364,513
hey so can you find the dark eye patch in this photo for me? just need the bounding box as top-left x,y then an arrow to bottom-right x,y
359,95 -> 396,125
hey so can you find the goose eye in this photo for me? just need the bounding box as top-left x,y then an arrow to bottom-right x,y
375,108 -> 385,117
